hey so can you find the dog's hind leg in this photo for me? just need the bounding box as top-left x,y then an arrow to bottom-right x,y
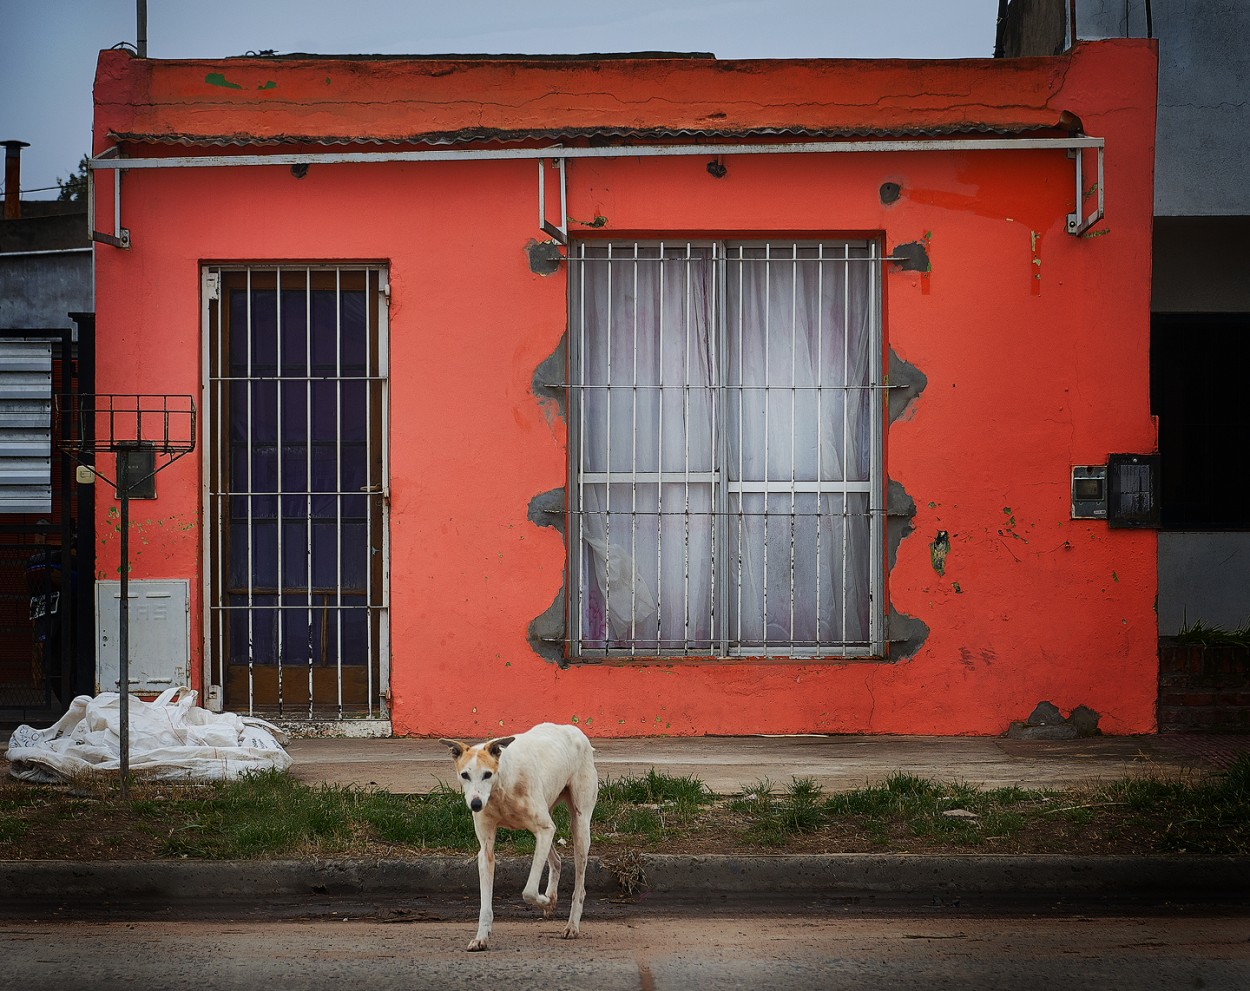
564,770 -> 598,939
468,824 -> 497,951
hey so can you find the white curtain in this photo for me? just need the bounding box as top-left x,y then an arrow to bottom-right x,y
574,242 -> 875,655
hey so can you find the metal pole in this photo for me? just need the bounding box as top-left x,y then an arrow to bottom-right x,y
117,454 -> 130,799
136,0 -> 148,58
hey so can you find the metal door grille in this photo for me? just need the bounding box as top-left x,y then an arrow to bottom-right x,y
204,266 -> 388,717
568,240 -> 883,659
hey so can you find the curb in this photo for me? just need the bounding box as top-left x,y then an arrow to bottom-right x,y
3,855 -> 1249,918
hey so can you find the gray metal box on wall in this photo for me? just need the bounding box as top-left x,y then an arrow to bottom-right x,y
96,580 -> 190,693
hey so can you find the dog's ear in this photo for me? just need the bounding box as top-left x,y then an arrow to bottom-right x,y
438,739 -> 467,759
486,736 -> 516,758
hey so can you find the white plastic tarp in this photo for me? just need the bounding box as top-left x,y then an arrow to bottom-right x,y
5,687 -> 292,783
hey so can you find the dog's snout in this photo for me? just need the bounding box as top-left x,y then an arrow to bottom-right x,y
470,797 -> 483,812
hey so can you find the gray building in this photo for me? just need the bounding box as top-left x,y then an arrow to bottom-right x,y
1,143 -> 92,331
0,140 -> 93,726
1001,1 -> 1250,639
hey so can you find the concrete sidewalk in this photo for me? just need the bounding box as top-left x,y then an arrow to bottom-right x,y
285,732 -> 1250,795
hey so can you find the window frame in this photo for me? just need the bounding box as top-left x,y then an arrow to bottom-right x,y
565,238 -> 885,661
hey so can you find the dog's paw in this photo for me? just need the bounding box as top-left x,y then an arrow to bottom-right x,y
467,939 -> 489,952
542,896 -> 558,918
562,924 -> 581,940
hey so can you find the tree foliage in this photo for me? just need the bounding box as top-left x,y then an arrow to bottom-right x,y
56,155 -> 89,204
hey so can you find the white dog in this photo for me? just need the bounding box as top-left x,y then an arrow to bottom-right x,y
439,722 -> 598,951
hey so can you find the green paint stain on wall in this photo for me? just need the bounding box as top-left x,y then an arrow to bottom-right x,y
258,81 -> 277,90
205,72 -> 243,90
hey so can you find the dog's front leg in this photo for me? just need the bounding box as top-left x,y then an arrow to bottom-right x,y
468,824 -> 496,951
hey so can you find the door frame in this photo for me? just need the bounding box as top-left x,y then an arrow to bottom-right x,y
199,264 -> 391,721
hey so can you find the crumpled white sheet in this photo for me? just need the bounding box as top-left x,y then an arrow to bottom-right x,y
5,687 -> 293,783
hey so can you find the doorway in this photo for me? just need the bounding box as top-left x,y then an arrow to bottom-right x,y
204,266 -> 389,719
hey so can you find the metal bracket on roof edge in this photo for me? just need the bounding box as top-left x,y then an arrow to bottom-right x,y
88,154 -> 131,249
1067,142 -> 1105,236
538,157 -> 568,244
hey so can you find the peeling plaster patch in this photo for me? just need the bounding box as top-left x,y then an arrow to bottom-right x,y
527,590 -> 568,667
205,72 -> 243,90
930,530 -> 951,575
527,487 -> 565,536
885,479 -> 916,572
1006,701 -> 1102,739
526,239 -> 563,276
527,334 -> 570,664
883,343 -> 928,658
887,347 -> 927,423
887,606 -> 929,661
531,333 -> 567,423
884,480 -> 928,660
889,240 -> 930,273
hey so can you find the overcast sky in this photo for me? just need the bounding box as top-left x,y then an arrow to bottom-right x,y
1,0 -> 999,197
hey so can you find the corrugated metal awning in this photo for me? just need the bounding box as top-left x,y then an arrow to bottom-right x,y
106,116 -> 1083,151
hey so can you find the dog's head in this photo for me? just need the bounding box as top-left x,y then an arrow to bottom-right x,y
439,736 -> 515,813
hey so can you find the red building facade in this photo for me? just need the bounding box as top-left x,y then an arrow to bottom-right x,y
89,40 -> 1159,737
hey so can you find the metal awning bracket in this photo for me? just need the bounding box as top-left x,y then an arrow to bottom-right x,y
88,135 -> 1106,244
538,157 -> 568,244
88,157 -> 131,249
1067,141 -> 1105,236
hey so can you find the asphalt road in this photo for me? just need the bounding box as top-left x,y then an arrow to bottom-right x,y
3,912 -> 1248,991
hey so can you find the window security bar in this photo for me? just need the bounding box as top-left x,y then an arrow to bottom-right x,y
568,240 -> 884,659
204,265 -> 389,721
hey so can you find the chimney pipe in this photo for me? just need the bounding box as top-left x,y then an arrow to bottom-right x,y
137,0 -> 148,58
3,141 -> 29,220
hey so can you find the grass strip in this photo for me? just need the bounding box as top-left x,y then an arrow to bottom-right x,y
0,759 -> 1247,860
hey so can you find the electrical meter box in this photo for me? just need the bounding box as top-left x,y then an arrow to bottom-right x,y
96,579 -> 190,693
1071,465 -> 1108,519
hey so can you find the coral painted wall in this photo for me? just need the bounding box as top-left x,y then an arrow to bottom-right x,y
91,41 -> 1159,736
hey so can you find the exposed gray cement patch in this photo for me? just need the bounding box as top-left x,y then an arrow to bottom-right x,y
888,346 -> 927,424
531,334 -> 567,422
525,238 -> 563,276
527,487 -> 565,536
885,479 -> 916,573
889,240 -> 930,273
526,488 -> 569,665
527,590 -> 568,667
884,346 -> 928,659
1006,701 -> 1102,740
887,607 -> 930,661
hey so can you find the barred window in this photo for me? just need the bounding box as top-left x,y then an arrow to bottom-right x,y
568,241 -> 884,658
